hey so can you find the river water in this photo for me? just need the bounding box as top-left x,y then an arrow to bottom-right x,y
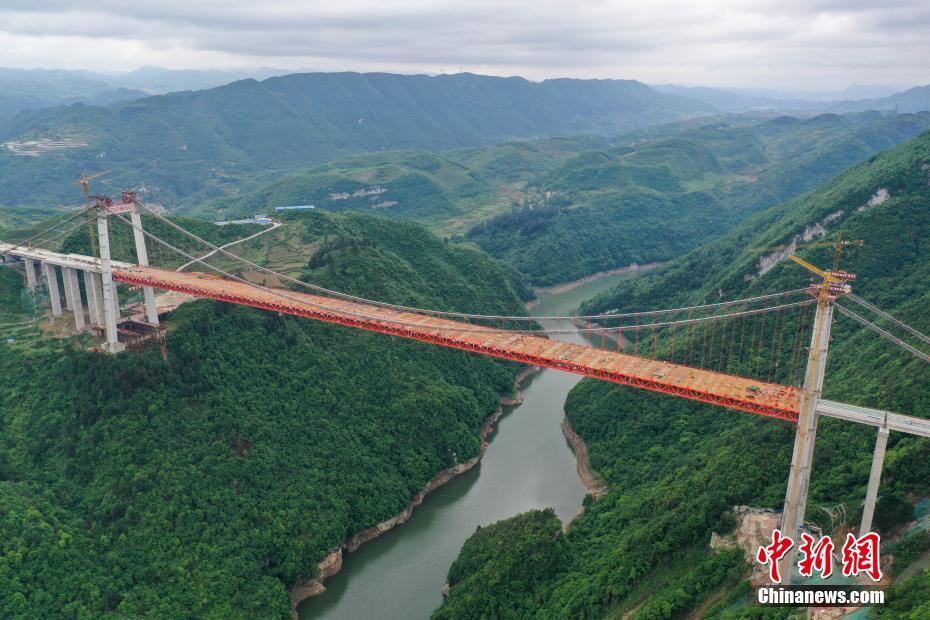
299,271 -> 638,620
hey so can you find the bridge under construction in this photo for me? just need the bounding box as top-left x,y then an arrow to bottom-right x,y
2,189 -> 930,585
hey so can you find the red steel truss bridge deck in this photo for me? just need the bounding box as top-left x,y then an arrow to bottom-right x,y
115,266 -> 802,421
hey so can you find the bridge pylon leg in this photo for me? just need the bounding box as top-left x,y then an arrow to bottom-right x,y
859,426 -> 890,536
779,300 -> 834,584
96,213 -> 125,353
130,206 -> 159,326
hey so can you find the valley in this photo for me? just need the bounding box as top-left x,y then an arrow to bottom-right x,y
2,60 -> 930,620
298,271 -> 638,619
435,116 -> 930,620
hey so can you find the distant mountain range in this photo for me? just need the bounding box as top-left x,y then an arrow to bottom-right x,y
1,67 -> 929,208
82,66 -> 301,94
2,65 -> 926,121
652,82 -> 929,113
651,84 -> 829,112
832,84 -> 930,114
0,68 -> 147,123
0,66 -> 304,122
0,72 -> 712,205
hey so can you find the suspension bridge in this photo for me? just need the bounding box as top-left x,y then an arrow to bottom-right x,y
3,190 -> 930,585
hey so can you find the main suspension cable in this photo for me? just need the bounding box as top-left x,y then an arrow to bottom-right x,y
111,209 -> 814,337
0,209 -> 89,258
835,303 -> 930,363
849,294 -> 930,347
132,199 -> 808,323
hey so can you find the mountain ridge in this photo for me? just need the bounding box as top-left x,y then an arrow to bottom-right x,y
0,71 -> 713,206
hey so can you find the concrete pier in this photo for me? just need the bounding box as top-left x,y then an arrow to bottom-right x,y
83,270 -> 104,327
63,267 -> 85,331
859,426 -> 890,536
111,286 -> 121,322
62,266 -> 75,310
24,259 -> 38,289
42,262 -> 63,317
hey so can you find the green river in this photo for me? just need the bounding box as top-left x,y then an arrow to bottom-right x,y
299,270 -> 638,619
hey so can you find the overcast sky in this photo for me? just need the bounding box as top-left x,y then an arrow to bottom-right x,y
1,0 -> 927,90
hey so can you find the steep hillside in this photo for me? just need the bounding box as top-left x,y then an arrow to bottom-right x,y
0,211 -> 529,618
0,72 -> 711,207
723,111 -> 930,218
436,130 -> 930,618
583,128 -> 930,314
467,113 -> 930,285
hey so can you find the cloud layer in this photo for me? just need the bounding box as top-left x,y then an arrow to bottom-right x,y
1,0 -> 928,89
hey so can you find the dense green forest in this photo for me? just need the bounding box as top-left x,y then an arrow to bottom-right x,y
203,150 -> 490,225
196,138 -> 611,234
436,130 -> 930,617
467,112 -> 930,285
0,72 -> 711,206
0,212 -> 529,618
433,509 -> 570,620
0,266 -> 31,323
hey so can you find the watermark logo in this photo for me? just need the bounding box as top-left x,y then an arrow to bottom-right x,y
798,532 -> 834,578
840,532 -> 882,582
754,529 -> 885,607
755,528 -> 794,583
756,529 -> 883,583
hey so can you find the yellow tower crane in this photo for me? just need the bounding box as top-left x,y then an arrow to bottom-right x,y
75,169 -> 112,198
755,234 -> 864,303
74,169 -> 111,258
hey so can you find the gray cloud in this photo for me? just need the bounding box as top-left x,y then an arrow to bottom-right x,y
0,0 -> 926,90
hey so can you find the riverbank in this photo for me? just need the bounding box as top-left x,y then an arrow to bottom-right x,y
560,417 -> 608,532
560,418 -> 606,500
289,365 -> 540,614
531,262 -> 663,297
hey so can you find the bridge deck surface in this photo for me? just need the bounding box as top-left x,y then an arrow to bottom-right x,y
115,266 -> 802,421
0,242 -> 133,272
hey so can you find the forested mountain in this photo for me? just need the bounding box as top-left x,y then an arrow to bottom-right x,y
0,66 -> 306,124
189,111 -> 930,287
0,211 -> 529,618
197,137 -> 610,234
467,112 -> 930,285
437,130 -> 930,617
0,72 -> 711,206
204,149 -> 499,228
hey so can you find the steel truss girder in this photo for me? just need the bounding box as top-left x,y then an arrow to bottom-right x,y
115,271 -> 801,422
